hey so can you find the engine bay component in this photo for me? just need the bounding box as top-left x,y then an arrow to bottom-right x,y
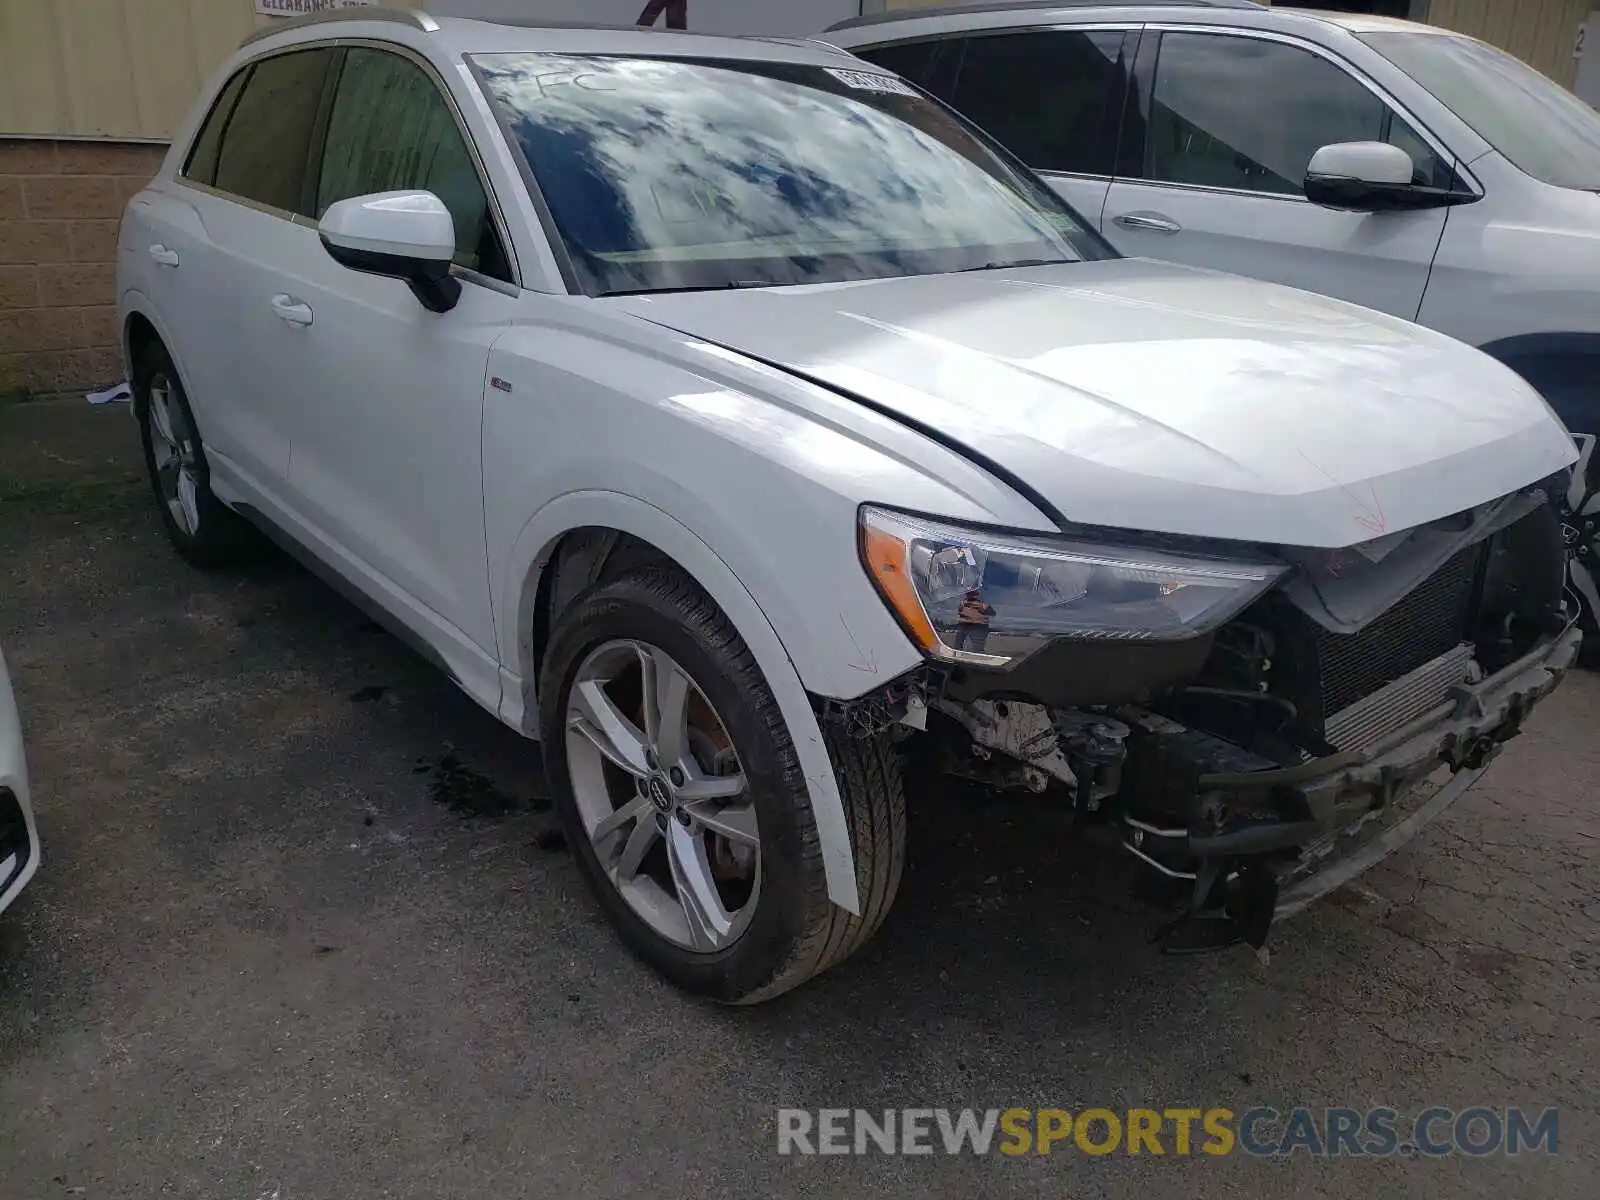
1052,709 -> 1129,809
912,491 -> 1578,958
818,666 -> 945,739
932,697 -> 1077,787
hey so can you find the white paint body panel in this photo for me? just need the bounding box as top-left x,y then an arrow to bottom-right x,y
1098,179 -> 1447,323
118,14 -> 1580,916
613,262 -> 1576,548
318,190 -> 457,261
1418,153 -> 1600,350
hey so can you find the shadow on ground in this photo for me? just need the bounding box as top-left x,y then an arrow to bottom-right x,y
0,403 -> 1594,1198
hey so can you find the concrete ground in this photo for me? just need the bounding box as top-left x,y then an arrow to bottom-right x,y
0,400 -> 1595,1199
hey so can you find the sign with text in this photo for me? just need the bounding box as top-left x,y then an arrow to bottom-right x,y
255,0 -> 377,17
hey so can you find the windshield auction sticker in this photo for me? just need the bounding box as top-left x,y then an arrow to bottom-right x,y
825,68 -> 918,97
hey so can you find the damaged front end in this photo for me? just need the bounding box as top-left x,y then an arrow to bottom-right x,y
845,484 -> 1580,954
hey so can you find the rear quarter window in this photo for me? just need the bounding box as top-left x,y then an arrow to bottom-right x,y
182,69 -> 249,186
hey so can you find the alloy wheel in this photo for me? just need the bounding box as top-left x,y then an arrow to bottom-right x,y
147,373 -> 202,536
564,639 -> 760,952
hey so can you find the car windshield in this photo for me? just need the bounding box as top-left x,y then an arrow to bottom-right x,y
470,53 -> 1109,296
1359,30 -> 1600,191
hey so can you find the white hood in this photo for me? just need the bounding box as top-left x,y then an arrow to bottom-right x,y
612,260 -> 1577,549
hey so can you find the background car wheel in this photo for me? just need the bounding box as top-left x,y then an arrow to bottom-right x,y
539,565 -> 906,1004
1554,432 -> 1600,665
134,343 -> 257,567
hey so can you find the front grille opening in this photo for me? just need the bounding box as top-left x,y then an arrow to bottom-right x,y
1185,540 -> 1488,758
1312,544 -> 1484,716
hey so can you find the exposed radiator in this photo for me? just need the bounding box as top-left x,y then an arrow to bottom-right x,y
1312,544 -> 1484,718
1322,643 -> 1473,753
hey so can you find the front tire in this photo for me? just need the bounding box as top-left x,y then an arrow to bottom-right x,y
539,565 -> 905,1004
134,342 -> 256,567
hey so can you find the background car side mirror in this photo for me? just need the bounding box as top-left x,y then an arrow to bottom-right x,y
318,190 -> 462,313
1304,141 -> 1477,214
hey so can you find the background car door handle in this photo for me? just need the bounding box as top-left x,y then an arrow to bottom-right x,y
1113,212 -> 1183,234
148,243 -> 179,267
270,294 -> 314,327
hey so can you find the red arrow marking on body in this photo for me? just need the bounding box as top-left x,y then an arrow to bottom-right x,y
1297,450 -> 1388,537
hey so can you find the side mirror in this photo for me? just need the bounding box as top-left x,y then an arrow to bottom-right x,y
318,190 -> 461,313
1304,141 -> 1477,213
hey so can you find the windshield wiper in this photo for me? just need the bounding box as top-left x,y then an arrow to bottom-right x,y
957,257 -> 1066,273
603,280 -> 776,297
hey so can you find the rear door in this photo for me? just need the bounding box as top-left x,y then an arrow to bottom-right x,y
154,47 -> 341,493
858,27 -> 1134,229
1102,29 -> 1453,319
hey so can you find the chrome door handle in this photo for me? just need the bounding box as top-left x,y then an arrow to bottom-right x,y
148,243 -> 180,267
1113,212 -> 1183,234
270,294 -> 314,327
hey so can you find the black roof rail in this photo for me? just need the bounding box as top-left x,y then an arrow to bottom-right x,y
827,0 -> 1262,35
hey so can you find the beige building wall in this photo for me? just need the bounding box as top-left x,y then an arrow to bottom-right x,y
0,138 -> 167,398
0,0 -> 421,141
1429,0 -> 1591,89
0,1 -> 418,397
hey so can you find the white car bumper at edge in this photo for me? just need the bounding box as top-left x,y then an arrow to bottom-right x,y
0,648 -> 40,916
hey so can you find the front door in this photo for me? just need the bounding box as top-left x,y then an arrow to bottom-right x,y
275,46 -> 524,664
1101,29 -> 1452,321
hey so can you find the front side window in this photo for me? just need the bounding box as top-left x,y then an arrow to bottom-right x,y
1140,33 -> 1447,195
317,47 -> 509,279
1361,30 -> 1600,191
211,48 -> 336,214
947,31 -> 1129,176
471,53 -> 1110,297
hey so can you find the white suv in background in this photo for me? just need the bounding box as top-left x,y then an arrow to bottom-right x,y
1,646 -> 41,919
118,11 -> 1580,1001
831,0 -> 1600,648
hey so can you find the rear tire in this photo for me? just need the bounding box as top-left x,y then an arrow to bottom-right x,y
539,564 -> 905,1003
133,341 -> 258,567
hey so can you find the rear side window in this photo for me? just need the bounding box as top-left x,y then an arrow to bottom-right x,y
182,69 -> 248,186
853,40 -> 940,87
315,47 -> 510,280
1140,32 -> 1450,194
212,48 -> 336,214
946,31 -> 1129,176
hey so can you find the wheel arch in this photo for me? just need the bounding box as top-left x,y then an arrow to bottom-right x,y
505,491 -> 865,915
1477,332 -> 1600,436
122,300 -> 163,417
120,296 -> 204,434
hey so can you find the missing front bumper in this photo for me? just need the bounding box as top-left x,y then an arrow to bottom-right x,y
1121,623 -> 1580,949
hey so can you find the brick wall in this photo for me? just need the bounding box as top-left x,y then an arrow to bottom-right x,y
0,139 -> 168,401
